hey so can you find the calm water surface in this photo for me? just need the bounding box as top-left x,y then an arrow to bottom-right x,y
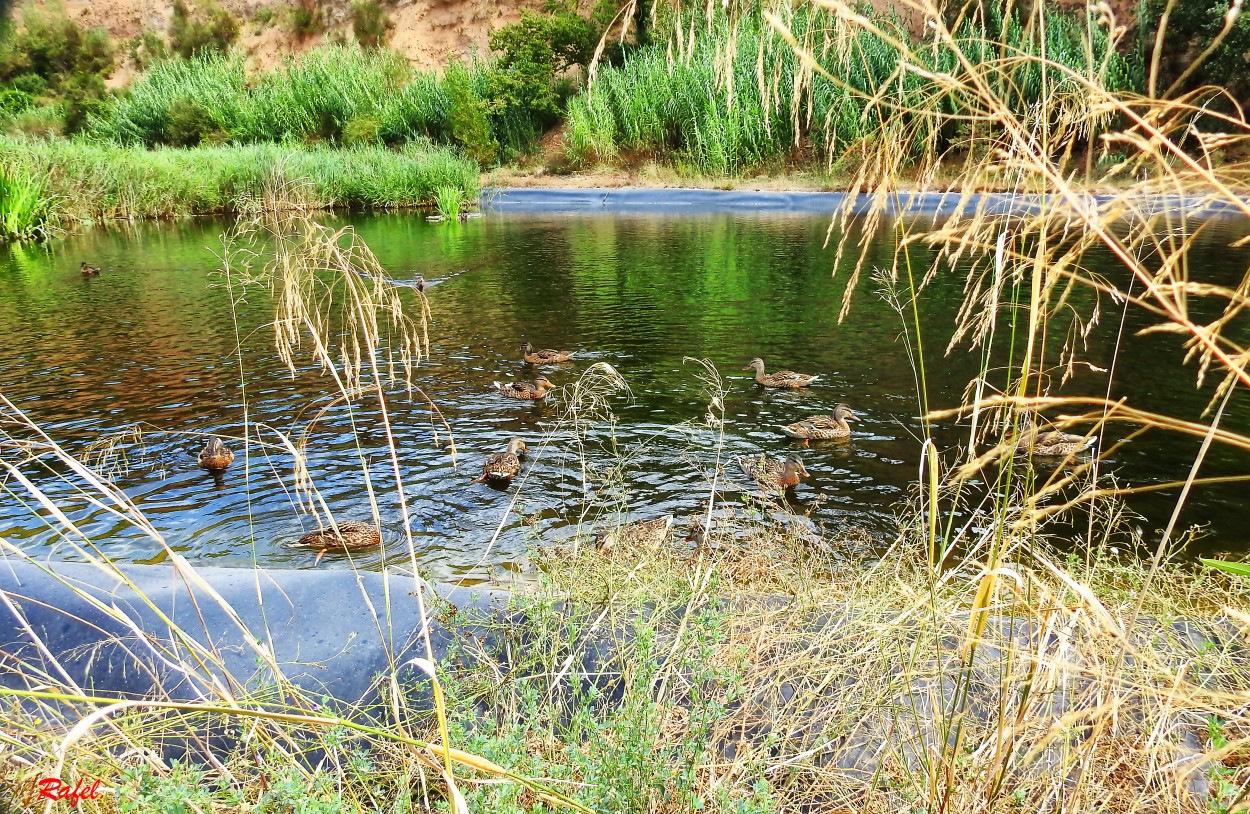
1,210 -> 1248,581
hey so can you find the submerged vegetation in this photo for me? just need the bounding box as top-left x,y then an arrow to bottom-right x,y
3,0 -> 1250,811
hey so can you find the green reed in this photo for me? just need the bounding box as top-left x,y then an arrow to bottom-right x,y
0,136 -> 479,224
0,164 -> 53,242
565,3 -> 1135,174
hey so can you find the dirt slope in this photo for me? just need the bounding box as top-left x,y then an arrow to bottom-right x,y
55,0 -> 545,73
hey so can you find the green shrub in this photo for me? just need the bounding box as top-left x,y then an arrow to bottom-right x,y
487,0 -> 597,117
4,105 -> 62,139
165,96 -> 219,146
129,30 -> 170,70
0,4 -> 114,92
445,61 -> 497,165
350,0 -> 392,49
1139,0 -> 1250,103
60,73 -> 110,135
9,73 -> 48,97
168,0 -> 238,59
289,0 -> 324,38
0,87 -> 33,115
341,114 -> 381,146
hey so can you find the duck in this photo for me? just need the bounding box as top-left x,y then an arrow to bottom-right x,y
414,276 -> 426,293
1014,416 -> 1098,458
493,377 -> 555,400
595,515 -> 673,555
738,452 -> 810,492
198,437 -> 235,471
296,521 -> 383,566
519,342 -> 574,365
743,358 -> 820,389
474,437 -> 528,483
80,262 -> 101,277
781,403 -> 857,443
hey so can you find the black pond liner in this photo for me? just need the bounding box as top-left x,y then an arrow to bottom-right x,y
482,186 -> 1250,218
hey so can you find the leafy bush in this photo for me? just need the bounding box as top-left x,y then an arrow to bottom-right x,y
59,72 -> 109,135
487,0 -> 598,117
1139,0 -> 1250,103
289,0 -> 324,38
0,4 -> 114,92
350,0 -> 392,49
165,96 -> 219,146
341,114 -> 380,145
168,0 -> 238,59
129,30 -> 170,70
445,60 -> 497,165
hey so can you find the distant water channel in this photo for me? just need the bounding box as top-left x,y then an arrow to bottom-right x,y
1,207 -> 1248,582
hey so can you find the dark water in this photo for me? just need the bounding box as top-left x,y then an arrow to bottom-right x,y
1,211 -> 1248,581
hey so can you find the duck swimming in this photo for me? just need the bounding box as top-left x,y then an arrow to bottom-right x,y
198,437 -> 234,471
80,262 -> 101,277
475,437 -> 528,483
738,452 -> 810,492
519,342 -> 574,365
743,358 -> 820,389
296,521 -> 383,566
494,377 -> 555,400
781,403 -> 856,443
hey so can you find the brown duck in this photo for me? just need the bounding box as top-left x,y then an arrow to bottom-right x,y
595,515 -> 673,556
781,403 -> 857,443
1015,416 -> 1098,458
475,437 -> 528,483
297,521 -> 383,566
80,262 -> 101,277
198,437 -> 234,471
494,377 -> 555,400
738,452 -> 810,492
743,358 -> 820,388
519,341 -> 574,365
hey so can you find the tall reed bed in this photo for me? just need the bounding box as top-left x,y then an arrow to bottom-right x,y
566,2 -> 1135,174
0,136 -> 479,226
89,45 -> 541,161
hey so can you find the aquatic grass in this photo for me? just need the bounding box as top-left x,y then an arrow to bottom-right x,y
0,165 -> 55,242
433,184 -> 467,219
0,136 -> 479,226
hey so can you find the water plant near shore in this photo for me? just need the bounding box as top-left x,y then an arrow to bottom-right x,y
0,136 -> 479,230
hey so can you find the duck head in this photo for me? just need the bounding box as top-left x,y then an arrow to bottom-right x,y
507,437 -> 528,454
743,358 -> 765,372
785,453 -> 810,479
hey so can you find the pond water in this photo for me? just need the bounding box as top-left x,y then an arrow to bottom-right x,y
1,208 -> 1248,582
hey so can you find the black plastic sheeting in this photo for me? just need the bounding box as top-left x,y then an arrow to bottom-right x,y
0,560 -> 494,727
483,186 -> 1249,217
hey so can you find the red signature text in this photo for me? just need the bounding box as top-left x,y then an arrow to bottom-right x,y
32,778 -> 104,805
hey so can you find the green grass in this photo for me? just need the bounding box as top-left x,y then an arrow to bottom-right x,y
0,136 -> 480,228
0,164 -> 54,242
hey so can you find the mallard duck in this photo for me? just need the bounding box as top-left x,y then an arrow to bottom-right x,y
1015,416 -> 1098,458
743,358 -> 820,389
781,403 -> 857,443
80,262 -> 101,277
595,515 -> 673,555
414,276 -> 426,293
474,437 -> 527,483
738,452 -> 810,492
296,521 -> 383,566
493,377 -> 555,400
519,342 -> 574,365
198,437 -> 234,471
